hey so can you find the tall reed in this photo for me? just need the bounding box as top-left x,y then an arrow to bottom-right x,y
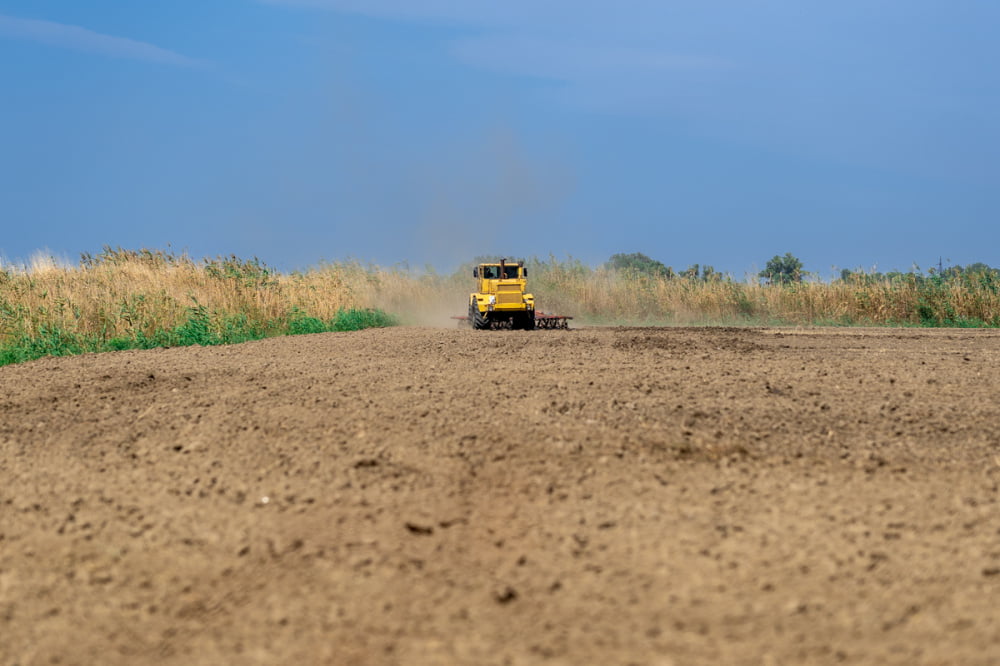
2,248 -> 998,364
524,258 -> 1000,326
0,248 -> 397,365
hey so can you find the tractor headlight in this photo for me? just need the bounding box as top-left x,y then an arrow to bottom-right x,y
489,295 -> 496,305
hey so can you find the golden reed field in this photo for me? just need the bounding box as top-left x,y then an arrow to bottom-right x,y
2,248 -> 999,362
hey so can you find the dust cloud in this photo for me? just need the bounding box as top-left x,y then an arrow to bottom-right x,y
409,126 -> 574,271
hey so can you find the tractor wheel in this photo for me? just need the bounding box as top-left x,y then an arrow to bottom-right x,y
470,303 -> 488,330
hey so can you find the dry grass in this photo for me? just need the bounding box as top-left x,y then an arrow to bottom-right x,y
1,251 -> 351,342
525,260 -> 1000,327
2,249 -> 998,356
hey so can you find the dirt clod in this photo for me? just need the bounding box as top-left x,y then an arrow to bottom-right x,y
404,522 -> 434,536
494,586 -> 518,604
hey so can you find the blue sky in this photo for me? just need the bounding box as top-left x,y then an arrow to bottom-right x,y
1,1 -> 997,277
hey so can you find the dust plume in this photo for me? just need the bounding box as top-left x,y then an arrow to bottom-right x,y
409,125 -> 574,270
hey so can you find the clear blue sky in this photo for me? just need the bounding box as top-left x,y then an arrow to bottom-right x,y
1,1 -> 997,277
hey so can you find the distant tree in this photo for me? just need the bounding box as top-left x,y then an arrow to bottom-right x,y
759,253 -> 804,285
839,268 -> 888,285
680,264 -> 722,281
963,262 -> 997,276
607,252 -> 672,278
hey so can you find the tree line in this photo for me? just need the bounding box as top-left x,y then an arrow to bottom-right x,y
606,252 -> 999,286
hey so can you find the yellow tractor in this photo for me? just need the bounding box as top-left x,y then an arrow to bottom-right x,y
468,258 -> 535,330
455,258 -> 572,330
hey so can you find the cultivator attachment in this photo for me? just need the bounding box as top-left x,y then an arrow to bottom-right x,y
533,313 -> 573,329
451,312 -> 572,330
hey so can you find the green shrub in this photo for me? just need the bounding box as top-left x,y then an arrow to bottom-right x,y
332,308 -> 398,331
0,305 -> 398,367
289,315 -> 327,335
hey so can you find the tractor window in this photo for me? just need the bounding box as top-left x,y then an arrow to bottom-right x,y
480,265 -> 521,279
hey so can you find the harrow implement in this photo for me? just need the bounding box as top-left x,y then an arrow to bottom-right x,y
451,312 -> 572,330
533,312 -> 573,329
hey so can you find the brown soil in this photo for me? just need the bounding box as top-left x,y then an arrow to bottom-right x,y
2,326 -> 999,665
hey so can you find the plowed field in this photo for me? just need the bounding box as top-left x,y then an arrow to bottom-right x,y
2,326 -> 999,665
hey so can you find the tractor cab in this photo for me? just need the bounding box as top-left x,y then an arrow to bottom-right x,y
474,259 -> 527,289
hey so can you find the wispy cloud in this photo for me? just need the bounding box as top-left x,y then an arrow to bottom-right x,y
262,0 -> 999,183
259,0 -> 734,110
257,0 -> 537,25
0,14 -> 200,67
452,34 -> 731,82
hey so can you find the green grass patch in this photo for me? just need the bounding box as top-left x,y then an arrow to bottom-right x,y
0,307 -> 397,368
